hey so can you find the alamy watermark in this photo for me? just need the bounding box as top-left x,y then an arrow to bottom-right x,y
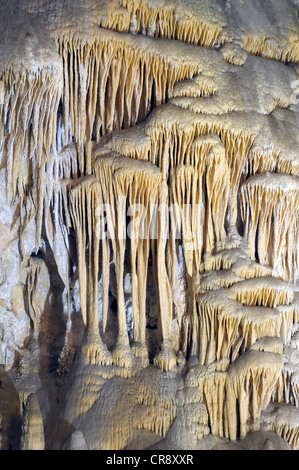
94,199 -> 202,250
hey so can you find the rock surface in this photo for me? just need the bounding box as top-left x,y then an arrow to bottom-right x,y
0,0 -> 299,450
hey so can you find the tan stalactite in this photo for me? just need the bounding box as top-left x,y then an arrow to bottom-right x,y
190,251 -> 295,368
230,277 -> 294,308
199,137 -> 230,252
144,105 -> 255,230
170,164 -> 200,278
169,135 -> 229,277
274,365 -> 299,409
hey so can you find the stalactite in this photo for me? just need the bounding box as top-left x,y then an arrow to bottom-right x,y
153,181 -> 177,372
275,295 -> 299,343
94,155 -> 161,366
184,350 -> 283,441
92,152 -> 178,370
275,366 -> 299,408
45,144 -> 78,291
195,136 -> 229,253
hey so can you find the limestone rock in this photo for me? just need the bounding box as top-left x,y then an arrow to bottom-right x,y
0,0 -> 299,451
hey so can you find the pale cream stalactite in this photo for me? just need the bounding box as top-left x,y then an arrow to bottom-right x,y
128,179 -> 150,360
44,145 -> 78,295
145,109 -> 254,235
230,277 -> 294,308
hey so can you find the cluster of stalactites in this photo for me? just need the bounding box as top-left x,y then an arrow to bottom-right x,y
118,0 -> 227,48
68,152 -> 179,372
145,106 -> 254,229
45,144 -> 78,290
275,367 -> 299,410
240,172 -> 299,283
119,1 -> 299,65
68,175 -> 113,367
243,34 -> 299,64
230,277 -> 294,308
57,32 -> 200,173
187,242 -> 295,365
245,140 -> 299,180
0,68 -> 63,250
169,135 -> 229,278
193,287 -> 287,367
94,128 -> 231,278
183,235 -> 299,443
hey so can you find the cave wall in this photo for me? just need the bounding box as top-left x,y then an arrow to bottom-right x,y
0,0 -> 299,450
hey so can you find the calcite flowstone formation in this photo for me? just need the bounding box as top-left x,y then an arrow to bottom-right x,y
0,0 -> 299,451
